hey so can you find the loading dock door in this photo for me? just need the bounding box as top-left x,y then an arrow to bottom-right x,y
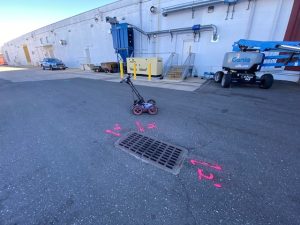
23,45 -> 32,64
43,45 -> 54,58
84,48 -> 91,64
5,51 -> 10,62
47,47 -> 54,58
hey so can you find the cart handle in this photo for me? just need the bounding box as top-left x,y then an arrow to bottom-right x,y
120,74 -> 132,83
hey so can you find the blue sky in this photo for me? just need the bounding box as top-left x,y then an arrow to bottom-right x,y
0,0 -> 115,47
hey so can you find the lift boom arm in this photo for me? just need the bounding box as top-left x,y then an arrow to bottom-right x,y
232,39 -> 300,68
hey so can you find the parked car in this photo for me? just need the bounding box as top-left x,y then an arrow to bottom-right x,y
41,58 -> 66,70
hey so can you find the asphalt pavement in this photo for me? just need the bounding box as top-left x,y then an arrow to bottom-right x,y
0,67 -> 299,225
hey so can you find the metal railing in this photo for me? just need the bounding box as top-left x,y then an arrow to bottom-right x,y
181,53 -> 195,79
162,53 -> 178,79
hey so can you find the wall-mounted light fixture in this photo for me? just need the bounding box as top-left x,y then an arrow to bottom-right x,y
59,40 -> 67,45
150,6 -> 157,13
208,6 -> 214,13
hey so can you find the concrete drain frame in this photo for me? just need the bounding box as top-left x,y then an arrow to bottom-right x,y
115,132 -> 188,175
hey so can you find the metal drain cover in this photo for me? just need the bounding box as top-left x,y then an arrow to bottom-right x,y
115,132 -> 188,175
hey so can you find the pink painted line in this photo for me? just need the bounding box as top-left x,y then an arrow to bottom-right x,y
190,159 -> 222,171
214,183 -> 222,188
105,129 -> 121,137
135,121 -> 145,132
147,122 -> 157,129
197,168 -> 214,181
114,123 -> 122,131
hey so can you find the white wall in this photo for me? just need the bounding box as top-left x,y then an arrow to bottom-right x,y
2,0 -> 296,79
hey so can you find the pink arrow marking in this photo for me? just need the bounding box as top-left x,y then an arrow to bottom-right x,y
105,129 -> 121,137
135,121 -> 145,132
197,168 -> 214,180
214,183 -> 222,188
114,123 -> 122,131
190,159 -> 222,171
147,122 -> 157,129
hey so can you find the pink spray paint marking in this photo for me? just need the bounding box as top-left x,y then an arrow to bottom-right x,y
197,168 -> 214,180
113,123 -> 122,131
105,121 -> 158,137
190,159 -> 223,189
147,122 -> 157,129
135,121 -> 145,132
190,159 -> 222,171
214,183 -> 222,188
105,129 -> 121,137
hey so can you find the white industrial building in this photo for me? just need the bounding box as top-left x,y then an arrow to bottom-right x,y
1,0 -> 299,81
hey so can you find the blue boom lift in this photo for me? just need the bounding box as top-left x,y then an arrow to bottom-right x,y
214,39 -> 300,89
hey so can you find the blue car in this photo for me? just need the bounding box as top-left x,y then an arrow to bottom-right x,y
41,58 -> 67,70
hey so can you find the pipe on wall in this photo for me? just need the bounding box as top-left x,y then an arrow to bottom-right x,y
269,0 -> 283,41
244,0 -> 256,39
128,24 -> 218,41
161,0 -> 239,16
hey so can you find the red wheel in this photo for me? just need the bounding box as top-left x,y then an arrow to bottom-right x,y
148,105 -> 158,115
132,105 -> 143,115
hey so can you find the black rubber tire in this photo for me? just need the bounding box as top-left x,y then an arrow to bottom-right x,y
148,105 -> 158,115
221,73 -> 231,88
214,71 -> 224,83
147,99 -> 156,105
132,105 -> 143,115
260,74 -> 273,89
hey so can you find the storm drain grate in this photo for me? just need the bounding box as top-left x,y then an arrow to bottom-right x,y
115,132 -> 188,175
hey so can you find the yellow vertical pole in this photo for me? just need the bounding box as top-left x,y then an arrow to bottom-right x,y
133,63 -> 137,80
120,61 -> 124,79
148,63 -> 152,81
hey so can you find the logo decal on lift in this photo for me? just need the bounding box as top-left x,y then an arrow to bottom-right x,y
232,57 -> 251,63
